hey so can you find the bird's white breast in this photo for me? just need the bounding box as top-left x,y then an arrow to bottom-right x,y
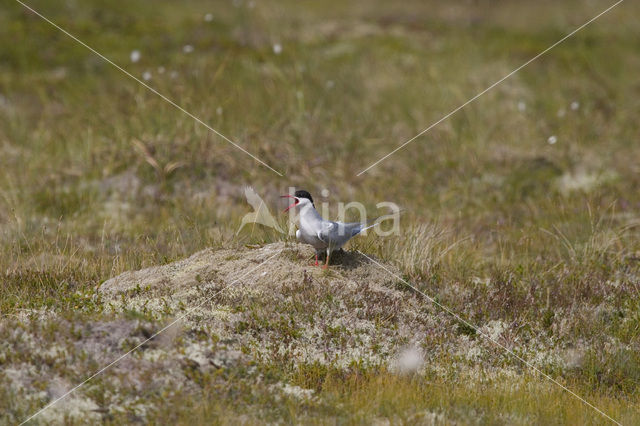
296,207 -> 328,250
296,227 -> 326,249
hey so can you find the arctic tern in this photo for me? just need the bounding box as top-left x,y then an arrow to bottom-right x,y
281,190 -> 380,268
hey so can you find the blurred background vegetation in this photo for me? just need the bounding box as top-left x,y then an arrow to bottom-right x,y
1,0 -> 639,422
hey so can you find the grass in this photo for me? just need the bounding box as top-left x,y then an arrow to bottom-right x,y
1,0 -> 640,423
151,368 -> 639,425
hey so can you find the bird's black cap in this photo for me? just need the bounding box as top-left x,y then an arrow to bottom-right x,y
295,190 -> 314,205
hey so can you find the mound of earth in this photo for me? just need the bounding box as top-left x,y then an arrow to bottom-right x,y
98,242 -> 442,368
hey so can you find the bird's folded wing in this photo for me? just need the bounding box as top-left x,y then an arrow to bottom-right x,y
316,222 -> 337,243
341,222 -> 365,237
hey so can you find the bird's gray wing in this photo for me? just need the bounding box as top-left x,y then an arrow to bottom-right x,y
316,221 -> 337,244
319,221 -> 364,249
344,222 -> 365,237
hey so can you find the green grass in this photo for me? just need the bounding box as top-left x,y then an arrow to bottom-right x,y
1,0 -> 640,423
151,368 -> 639,425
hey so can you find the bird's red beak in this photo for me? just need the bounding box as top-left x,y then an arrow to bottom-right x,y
280,195 -> 299,212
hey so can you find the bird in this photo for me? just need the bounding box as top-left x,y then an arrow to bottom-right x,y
281,190 -> 380,268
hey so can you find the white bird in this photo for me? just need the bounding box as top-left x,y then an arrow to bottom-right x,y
281,190 -> 379,268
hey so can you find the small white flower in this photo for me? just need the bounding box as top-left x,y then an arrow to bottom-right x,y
272,43 -> 282,55
183,44 -> 194,53
130,50 -> 141,63
142,71 -> 152,81
517,101 -> 526,112
248,1 -> 255,9
204,13 -> 213,22
170,71 -> 179,79
216,107 -> 223,115
325,80 -> 335,89
296,90 -> 303,100
547,135 -> 557,145
557,108 -> 566,118
157,66 -> 165,74
571,101 -> 580,111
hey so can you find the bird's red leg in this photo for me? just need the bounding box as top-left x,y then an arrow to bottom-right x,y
314,253 -> 319,266
323,251 -> 330,269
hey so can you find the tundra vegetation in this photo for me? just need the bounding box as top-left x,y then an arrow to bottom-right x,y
1,0 -> 639,424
